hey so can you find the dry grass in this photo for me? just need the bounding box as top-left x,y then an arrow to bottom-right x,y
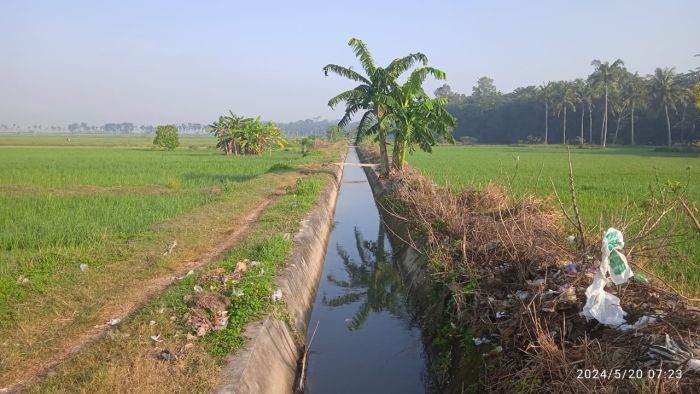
374,162 -> 700,393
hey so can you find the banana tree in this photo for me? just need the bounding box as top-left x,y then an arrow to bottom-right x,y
324,38 -> 428,175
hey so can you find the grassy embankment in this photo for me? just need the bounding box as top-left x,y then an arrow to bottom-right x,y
408,144 -> 700,295
0,134 -> 342,389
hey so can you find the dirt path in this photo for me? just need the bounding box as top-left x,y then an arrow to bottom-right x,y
2,184 -> 291,393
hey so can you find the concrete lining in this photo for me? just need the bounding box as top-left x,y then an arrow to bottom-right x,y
217,149 -> 347,394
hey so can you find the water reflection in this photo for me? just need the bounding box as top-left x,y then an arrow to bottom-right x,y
322,225 -> 408,331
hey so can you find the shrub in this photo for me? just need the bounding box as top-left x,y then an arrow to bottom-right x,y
153,125 -> 180,150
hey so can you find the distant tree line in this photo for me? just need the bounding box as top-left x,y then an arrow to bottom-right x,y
438,59 -> 700,146
61,122 -> 209,134
274,118 -> 357,137
2,119 -> 352,136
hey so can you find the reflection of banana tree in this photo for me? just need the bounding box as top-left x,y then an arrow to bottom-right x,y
323,225 -> 407,330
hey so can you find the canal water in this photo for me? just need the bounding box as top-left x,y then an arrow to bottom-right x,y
302,147 -> 427,393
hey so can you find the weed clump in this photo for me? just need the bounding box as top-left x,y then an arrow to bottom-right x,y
378,169 -> 700,393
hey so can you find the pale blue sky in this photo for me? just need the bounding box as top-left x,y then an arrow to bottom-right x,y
1,0 -> 698,125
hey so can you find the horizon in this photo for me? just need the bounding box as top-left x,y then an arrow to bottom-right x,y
2,0 -> 699,126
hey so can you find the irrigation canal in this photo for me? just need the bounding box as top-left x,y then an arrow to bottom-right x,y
301,147 -> 427,393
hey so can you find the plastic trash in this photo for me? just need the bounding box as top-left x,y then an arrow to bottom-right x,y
601,228 -> 633,285
158,350 -> 176,361
515,290 -> 529,301
177,270 -> 194,280
565,263 -> 577,273
582,228 -> 652,329
473,337 -> 491,346
271,289 -> 283,302
566,235 -> 575,243
79,263 -> 89,272
193,285 -> 203,292
150,335 -> 163,343
163,240 -> 177,256
231,288 -> 244,297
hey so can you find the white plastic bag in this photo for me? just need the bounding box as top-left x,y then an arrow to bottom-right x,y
582,272 -> 627,326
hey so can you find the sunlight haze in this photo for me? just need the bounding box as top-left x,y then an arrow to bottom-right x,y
2,0 -> 698,125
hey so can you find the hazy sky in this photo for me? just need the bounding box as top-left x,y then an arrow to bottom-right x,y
2,0 -> 698,126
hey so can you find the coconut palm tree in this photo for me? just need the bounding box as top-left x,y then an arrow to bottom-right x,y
553,81 -> 578,144
623,73 -> 648,145
538,82 -> 553,144
651,67 -> 689,146
572,79 -> 589,143
323,38 -> 428,175
589,59 -> 625,147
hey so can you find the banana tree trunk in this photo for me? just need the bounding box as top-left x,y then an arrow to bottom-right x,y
375,106 -> 390,175
391,136 -> 407,172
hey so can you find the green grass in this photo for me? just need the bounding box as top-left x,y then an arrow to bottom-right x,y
29,175 -> 329,393
408,144 -> 700,293
0,140 -> 309,299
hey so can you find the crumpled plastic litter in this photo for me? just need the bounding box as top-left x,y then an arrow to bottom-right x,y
271,289 -> 283,301
582,228 -> 653,330
645,334 -> 700,370
79,263 -> 89,272
495,311 -> 510,319
515,290 -> 529,301
473,337 -> 491,346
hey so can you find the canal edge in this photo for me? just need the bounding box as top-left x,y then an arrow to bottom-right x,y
216,146 -> 348,394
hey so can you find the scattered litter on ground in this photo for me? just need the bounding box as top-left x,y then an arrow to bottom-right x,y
193,285 -> 203,292
149,320 -> 156,326
527,279 -> 545,287
107,318 -> 121,326
184,290 -> 232,337
515,290 -> 529,301
271,289 -> 283,302
150,335 -> 163,343
212,311 -> 229,330
566,235 -> 575,243
163,240 -> 177,255
473,337 -> 491,346
177,270 -> 194,280
157,350 -> 176,361
231,288 -> 244,297
495,311 -> 510,319
79,263 -> 89,271
16,276 -> 29,284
